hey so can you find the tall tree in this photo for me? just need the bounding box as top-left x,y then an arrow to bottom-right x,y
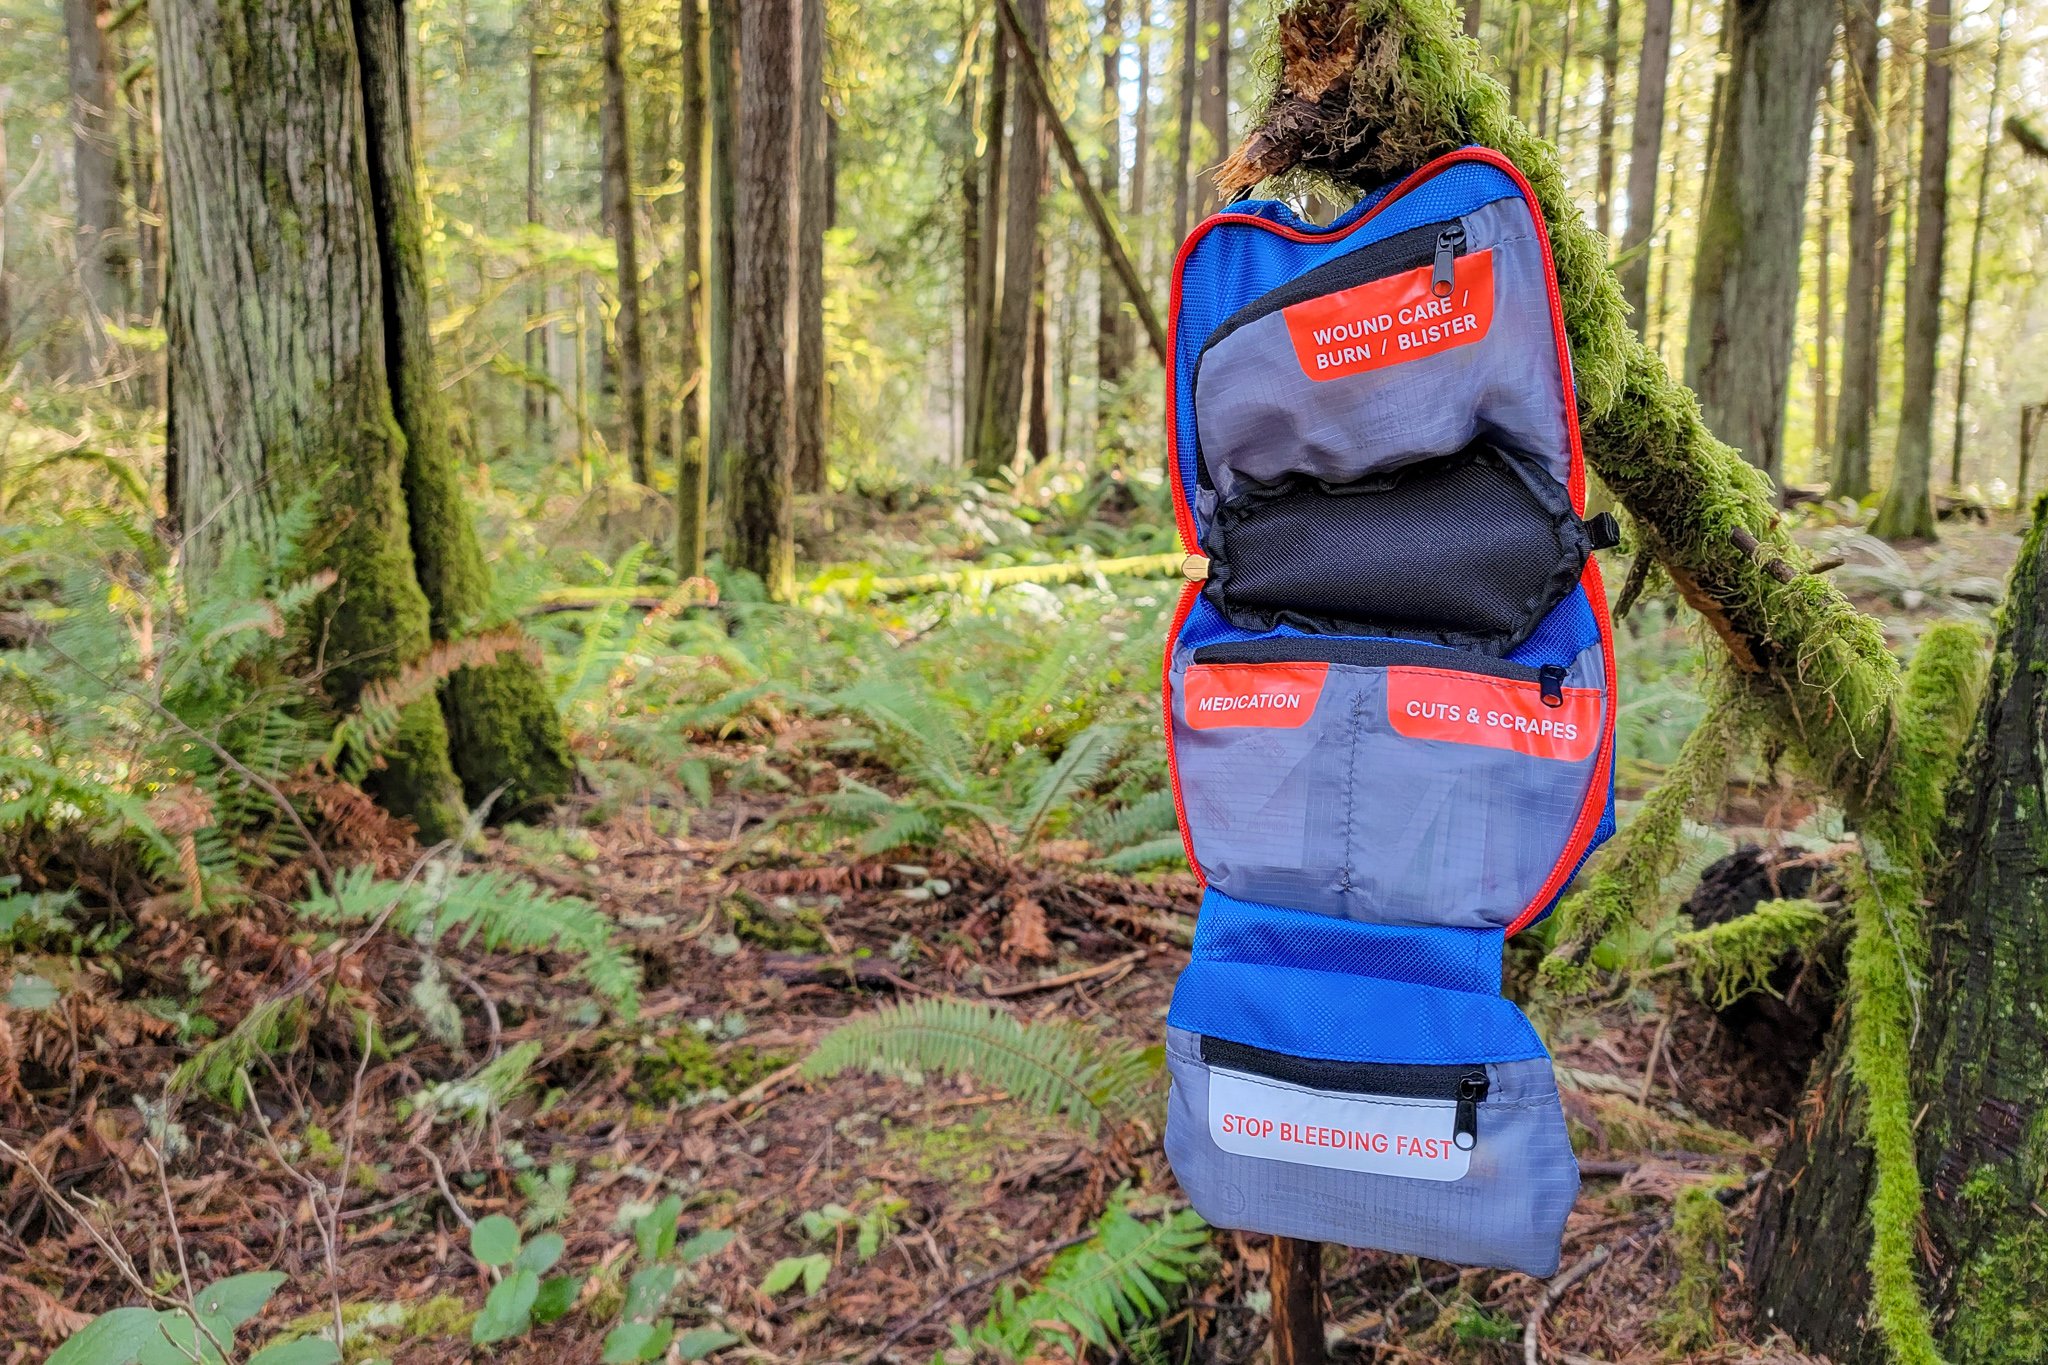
1131,2 -> 1153,284
1830,0 -> 1883,499
1098,0 -> 1127,398
0,93 -> 11,364
158,0 -> 572,839
525,4 -> 549,449
1947,0 -> 2015,489
600,0 -> 651,485
971,0 -> 1046,478
1616,0 -> 1674,333
793,0 -> 829,494
1194,0 -> 1229,218
961,9 -> 985,463
1171,0 -> 1198,245
1593,0 -> 1621,238
677,0 -> 709,570
1463,0 -> 1482,40
1814,64 -> 1835,463
1682,0 -> 1835,483
1871,0 -> 1951,542
66,0 -> 127,372
706,0 -> 738,495
726,0 -> 799,594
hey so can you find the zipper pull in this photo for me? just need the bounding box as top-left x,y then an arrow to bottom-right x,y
1431,226 -> 1464,298
1453,1071 -> 1487,1151
1538,665 -> 1567,709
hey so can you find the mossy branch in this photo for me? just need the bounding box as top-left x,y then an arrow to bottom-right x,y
1674,898 -> 1833,1010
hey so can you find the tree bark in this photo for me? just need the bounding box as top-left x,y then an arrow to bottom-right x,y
1131,2 -> 1153,284
1172,0 -> 1198,244
1616,0 -> 1673,335
1194,0 -> 1229,218
600,0 -> 651,486
1681,0 -> 1834,484
1814,63 -> 1833,464
67,0 -> 128,374
1098,0 -> 1126,397
1593,0 -> 1620,239
1947,0 -> 2014,490
793,0 -> 828,494
1463,0 -> 1482,41
1830,0 -> 1881,500
677,0 -> 709,570
706,0 -> 738,497
970,21 -> 1009,463
525,5 -> 549,450
971,0 -> 1045,478
1268,1237 -> 1326,1365
158,0 -> 464,837
1871,0 -> 1951,542
725,0 -> 799,595
961,6 -> 985,464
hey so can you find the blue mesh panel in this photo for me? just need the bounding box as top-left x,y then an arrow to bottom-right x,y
1187,888 -> 1503,994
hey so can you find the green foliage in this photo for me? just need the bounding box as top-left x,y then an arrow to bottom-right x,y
1945,1165 -> 2048,1364
468,1216 -> 579,1345
46,1272 -> 338,1365
804,996 -> 1162,1136
965,1195 -> 1210,1358
300,862 -> 639,1015
1674,899 -> 1833,1008
1655,1182 -> 1734,1353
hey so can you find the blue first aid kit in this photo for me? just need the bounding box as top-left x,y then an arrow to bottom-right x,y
1158,147 -> 1617,1277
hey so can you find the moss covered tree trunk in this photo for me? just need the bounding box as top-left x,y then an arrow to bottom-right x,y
676,0 -> 709,572
66,0 -> 128,372
354,0 -> 575,819
1870,0 -> 1951,543
1680,0 -> 1834,485
161,0 -> 572,839
1830,0 -> 1883,500
1748,495 -> 2048,1364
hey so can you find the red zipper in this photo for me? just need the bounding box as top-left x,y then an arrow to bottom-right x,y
1162,146 -> 1613,930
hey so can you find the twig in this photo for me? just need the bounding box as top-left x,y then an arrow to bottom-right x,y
862,1228 -> 1099,1363
687,1061 -> 804,1128
1522,1243 -> 1611,1365
1639,1011 -> 1673,1107
981,949 -> 1147,998
415,1142 -> 475,1231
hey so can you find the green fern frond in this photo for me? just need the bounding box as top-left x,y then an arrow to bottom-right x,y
1090,835 -> 1188,874
1016,722 -> 1126,847
299,865 -> 639,1016
803,997 -> 1160,1136
169,993 -> 309,1105
972,1195 -> 1211,1358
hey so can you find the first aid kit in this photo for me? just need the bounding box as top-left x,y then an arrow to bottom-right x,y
1158,147 -> 1617,1278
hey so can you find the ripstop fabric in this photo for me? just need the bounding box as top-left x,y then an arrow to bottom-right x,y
1158,148 -> 1617,1278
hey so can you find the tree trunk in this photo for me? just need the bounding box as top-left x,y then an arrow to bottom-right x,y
971,0 -> 1045,478
706,0 -> 738,497
1194,0 -> 1229,219
725,0 -> 799,596
1871,0 -> 1950,543
67,0 -> 128,374
600,0 -> 651,486
0,94 -> 12,366
525,7 -> 549,451
1947,0 -> 2015,491
1830,0 -> 1881,500
969,20 -> 1009,462
1028,238 -> 1050,465
1681,0 -> 1834,484
961,6 -> 985,464
1463,0 -> 1482,41
677,0 -> 709,571
1749,456 -> 2048,1365
1131,2 -> 1153,284
1098,0 -> 1126,398
792,0 -> 828,495
1172,0 -> 1198,244
158,0 -> 464,837
1813,64 -> 1833,464
1593,0 -> 1620,239
1616,0 -> 1673,335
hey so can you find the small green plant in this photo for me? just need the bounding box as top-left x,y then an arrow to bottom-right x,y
469,1214 -> 582,1345
599,1195 -> 739,1363
48,1273 -> 339,1364
799,1194 -> 908,1262
804,996 -> 1162,1137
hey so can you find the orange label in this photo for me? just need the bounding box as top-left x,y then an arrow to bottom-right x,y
1386,666 -> 1598,762
1184,663 -> 1328,730
1282,249 -> 1497,381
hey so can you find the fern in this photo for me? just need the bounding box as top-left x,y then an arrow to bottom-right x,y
803,997 -> 1159,1136
969,1195 -> 1211,1358
169,993 -> 310,1105
1017,722 -> 1126,848
298,865 -> 640,1016
1090,835 -> 1189,874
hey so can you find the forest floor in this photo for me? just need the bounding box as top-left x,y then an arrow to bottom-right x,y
0,514 -> 2027,1364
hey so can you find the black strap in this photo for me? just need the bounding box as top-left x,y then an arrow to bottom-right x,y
1582,511 -> 1621,551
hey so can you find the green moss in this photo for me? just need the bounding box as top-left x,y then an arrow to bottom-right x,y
726,893 -> 830,952
361,694 -> 464,845
1943,1167 -> 2048,1364
440,657 -> 576,820
1674,898 -> 1832,1009
1655,1182 -> 1733,1354
882,1112 -> 1056,1184
634,1030 -> 791,1104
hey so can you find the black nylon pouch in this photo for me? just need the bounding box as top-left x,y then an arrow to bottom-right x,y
1200,441 -> 1590,653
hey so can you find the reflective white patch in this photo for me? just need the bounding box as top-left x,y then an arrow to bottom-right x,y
1208,1070 -> 1472,1182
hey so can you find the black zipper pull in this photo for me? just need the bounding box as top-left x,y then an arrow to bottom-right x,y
1538,665 -> 1567,709
1453,1071 -> 1487,1151
1431,225 -> 1465,298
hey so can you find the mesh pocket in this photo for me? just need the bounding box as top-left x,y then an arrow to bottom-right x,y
1201,442 -> 1588,652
